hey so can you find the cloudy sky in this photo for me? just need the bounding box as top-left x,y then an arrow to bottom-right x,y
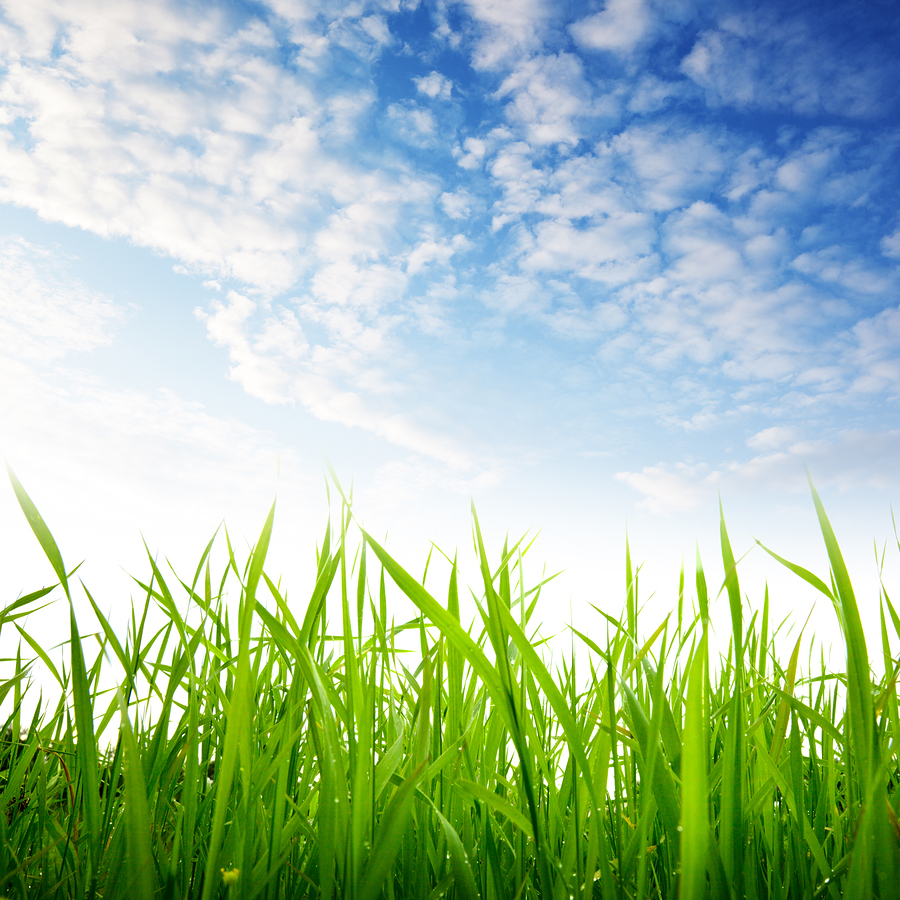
2,0 -> 899,650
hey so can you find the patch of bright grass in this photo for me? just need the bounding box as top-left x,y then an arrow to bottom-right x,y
2,465 -> 900,899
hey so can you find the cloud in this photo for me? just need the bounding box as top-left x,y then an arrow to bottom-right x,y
846,304 -> 900,394
414,71 -> 453,100
542,298 -> 627,339
463,0 -> 550,69
627,75 -> 687,114
727,431 -> 900,493
459,109 -> 899,427
681,6 -> 900,117
618,429 -> 900,516
0,244 -> 314,531
385,102 -> 438,146
439,189 -> 476,219
195,290 -> 475,469
880,227 -> 900,260
615,462 -> 719,515
495,53 -> 596,147
518,214 -> 656,284
747,426 -> 799,451
0,0 -> 436,295
792,247 -> 896,296
455,136 -> 488,169
0,235 -> 122,361
571,0 -> 654,53
406,234 -> 470,274
3,0 -> 900,483
607,123 -> 730,212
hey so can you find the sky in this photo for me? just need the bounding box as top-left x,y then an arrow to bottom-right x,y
2,0 -> 900,663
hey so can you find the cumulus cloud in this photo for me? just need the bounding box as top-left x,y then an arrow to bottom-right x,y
846,304 -> 900,394
463,0 -> 550,69
0,0 -> 469,473
627,75 -> 687,114
0,0 -> 432,295
495,53 -> 596,147
607,123 -> 730,212
414,71 -> 453,100
519,215 -> 656,284
406,234 -> 470,275
571,0 -> 654,53
461,104 -> 899,426
439,189 -> 476,219
792,247 -> 896,296
455,136 -> 488,169
385,102 -> 438,146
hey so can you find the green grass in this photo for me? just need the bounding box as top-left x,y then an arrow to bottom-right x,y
2,465 -> 900,899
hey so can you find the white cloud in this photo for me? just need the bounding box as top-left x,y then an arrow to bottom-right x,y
543,299 -> 627,338
328,14 -> 393,60
680,11 -> 895,117
463,0 -> 550,70
0,0 -> 432,296
608,123 -> 729,212
627,75 -> 686,114
196,291 -> 297,404
489,140 -> 546,216
479,272 -> 549,317
195,288 -> 475,469
727,431 -> 900,493
880,227 -> 900,260
530,152 -> 624,220
571,0 -> 654,53
386,102 -> 438,145
406,234 -> 470,274
455,136 -> 488,170
792,247 -> 896,296
0,235 -> 121,361
619,430 -> 900,516
846,304 -> 900,394
3,0 -> 899,493
439,189 -> 475,219
495,53 -> 595,147
615,462 -> 719,515
519,215 -> 656,284
414,71 -> 452,100
747,426 -> 799,451
661,411 -> 718,432
466,113 -> 898,420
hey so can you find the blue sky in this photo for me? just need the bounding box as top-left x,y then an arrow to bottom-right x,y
2,0 -> 900,649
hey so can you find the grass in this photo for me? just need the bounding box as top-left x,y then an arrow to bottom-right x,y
2,465 -> 900,899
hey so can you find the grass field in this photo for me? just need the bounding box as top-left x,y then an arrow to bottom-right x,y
2,465 -> 900,899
